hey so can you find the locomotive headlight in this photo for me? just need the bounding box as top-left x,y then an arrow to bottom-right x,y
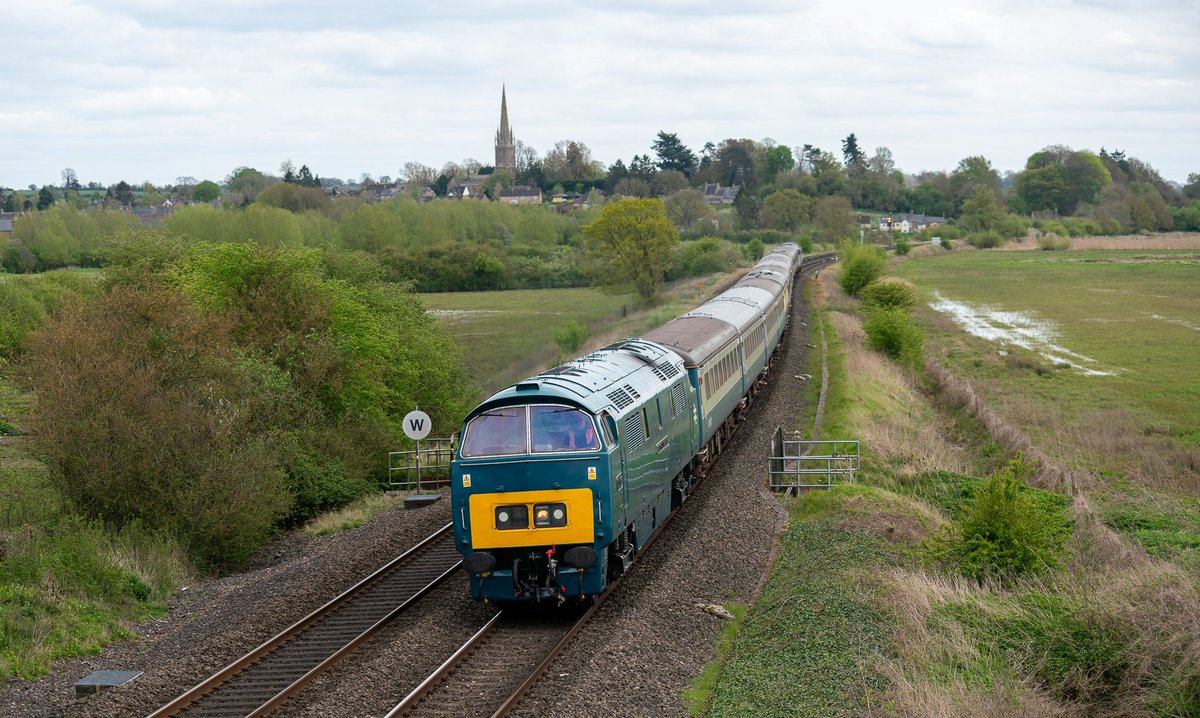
495,504 -> 528,530
533,502 -> 567,528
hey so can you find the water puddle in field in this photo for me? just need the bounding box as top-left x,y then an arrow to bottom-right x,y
1147,313 -> 1200,332
929,292 -> 1116,376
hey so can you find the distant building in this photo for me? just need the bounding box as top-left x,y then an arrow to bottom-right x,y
0,212 -> 15,239
702,183 -> 739,205
878,212 -> 945,233
495,86 -> 517,176
498,185 -> 542,205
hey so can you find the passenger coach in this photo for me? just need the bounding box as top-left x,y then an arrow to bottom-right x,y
450,242 -> 803,604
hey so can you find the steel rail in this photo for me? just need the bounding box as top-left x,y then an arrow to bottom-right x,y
147,523 -> 460,718
388,254 -> 837,718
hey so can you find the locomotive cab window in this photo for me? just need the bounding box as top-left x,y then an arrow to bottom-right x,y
531,406 -> 600,453
461,407 -> 528,457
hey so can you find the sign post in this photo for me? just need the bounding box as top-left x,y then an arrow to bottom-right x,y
403,409 -> 432,491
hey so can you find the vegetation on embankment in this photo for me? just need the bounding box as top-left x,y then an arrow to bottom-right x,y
695,250 -> 1200,717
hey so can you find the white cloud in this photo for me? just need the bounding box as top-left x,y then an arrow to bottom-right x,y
1,0 -> 1197,186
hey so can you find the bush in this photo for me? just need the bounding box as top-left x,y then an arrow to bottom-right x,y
670,236 -> 735,279
1037,233 -> 1071,251
26,285 -> 291,569
862,307 -> 924,367
967,230 -> 1004,249
742,237 -> 765,261
859,279 -> 917,313
924,456 -> 1071,583
837,242 -> 886,296
553,319 -> 589,354
893,236 -> 910,255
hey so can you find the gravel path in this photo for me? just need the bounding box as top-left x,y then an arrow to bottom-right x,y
3,272 -> 820,718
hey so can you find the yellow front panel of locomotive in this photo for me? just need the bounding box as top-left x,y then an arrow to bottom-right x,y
468,488 -> 594,549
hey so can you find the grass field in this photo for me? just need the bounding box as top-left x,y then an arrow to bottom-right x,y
895,251 -> 1200,461
700,255 -> 1200,717
419,271 -> 747,394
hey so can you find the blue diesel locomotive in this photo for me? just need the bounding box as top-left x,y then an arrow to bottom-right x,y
450,243 -> 803,603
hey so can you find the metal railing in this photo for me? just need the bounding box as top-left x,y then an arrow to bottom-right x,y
388,437 -> 456,491
768,427 -> 859,490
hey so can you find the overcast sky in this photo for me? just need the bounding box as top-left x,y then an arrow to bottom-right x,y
4,0 -> 1198,189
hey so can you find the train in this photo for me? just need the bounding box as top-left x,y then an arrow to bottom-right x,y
449,242 -> 805,604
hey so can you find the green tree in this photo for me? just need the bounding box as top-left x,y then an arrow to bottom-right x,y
762,189 -> 813,232
762,145 -> 795,184
482,170 -> 513,199
663,188 -> 714,231
256,182 -> 332,215
581,197 -> 679,302
36,186 -> 55,210
225,167 -> 274,203
814,196 -> 855,244
961,188 -> 1008,232
1015,164 -> 1068,213
949,155 -> 1000,213
841,133 -> 865,177
733,186 -> 759,230
192,180 -> 221,203
652,131 -> 698,177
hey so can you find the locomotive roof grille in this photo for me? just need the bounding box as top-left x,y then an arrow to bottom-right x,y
607,388 -> 634,410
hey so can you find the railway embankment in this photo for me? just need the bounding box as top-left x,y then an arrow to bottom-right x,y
701,254 -> 1199,717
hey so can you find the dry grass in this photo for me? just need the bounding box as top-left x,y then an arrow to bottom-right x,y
303,492 -> 406,535
997,232 -> 1200,251
822,271 -> 972,477
873,568 -> 1077,718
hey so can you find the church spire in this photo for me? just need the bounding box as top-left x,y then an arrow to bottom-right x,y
495,85 -> 516,174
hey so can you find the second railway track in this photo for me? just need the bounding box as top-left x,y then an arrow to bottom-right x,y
147,525 -> 461,718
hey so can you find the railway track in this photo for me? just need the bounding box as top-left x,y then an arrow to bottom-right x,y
387,252 -> 837,718
147,525 -> 461,718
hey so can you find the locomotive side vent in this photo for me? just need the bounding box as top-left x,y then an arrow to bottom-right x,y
626,413 -> 646,453
672,383 -> 687,416
623,383 -> 642,399
606,388 -> 634,410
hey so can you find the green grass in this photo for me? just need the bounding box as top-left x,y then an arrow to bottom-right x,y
420,271 -> 747,393
703,493 -> 892,718
894,250 -> 1200,449
682,601 -> 747,716
894,250 -> 1200,561
419,286 -> 634,391
0,379 -> 190,679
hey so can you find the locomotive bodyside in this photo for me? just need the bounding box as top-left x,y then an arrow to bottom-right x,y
450,243 -> 803,604
451,340 -> 694,603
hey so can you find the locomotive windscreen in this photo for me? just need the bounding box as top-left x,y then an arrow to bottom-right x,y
461,405 -> 600,457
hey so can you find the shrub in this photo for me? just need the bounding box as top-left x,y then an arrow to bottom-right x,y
924,456 -> 1071,583
893,236 -> 910,255
859,279 -> 917,313
837,242 -> 886,296
26,284 -> 291,569
742,237 -> 765,261
863,307 -> 924,367
670,236 -> 734,279
553,319 -> 589,354
967,230 -> 1004,249
1037,233 -> 1071,251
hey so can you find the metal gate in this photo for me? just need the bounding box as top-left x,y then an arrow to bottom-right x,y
768,428 -> 859,490
388,437 -> 456,491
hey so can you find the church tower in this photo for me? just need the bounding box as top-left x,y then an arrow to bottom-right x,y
494,86 -> 516,175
